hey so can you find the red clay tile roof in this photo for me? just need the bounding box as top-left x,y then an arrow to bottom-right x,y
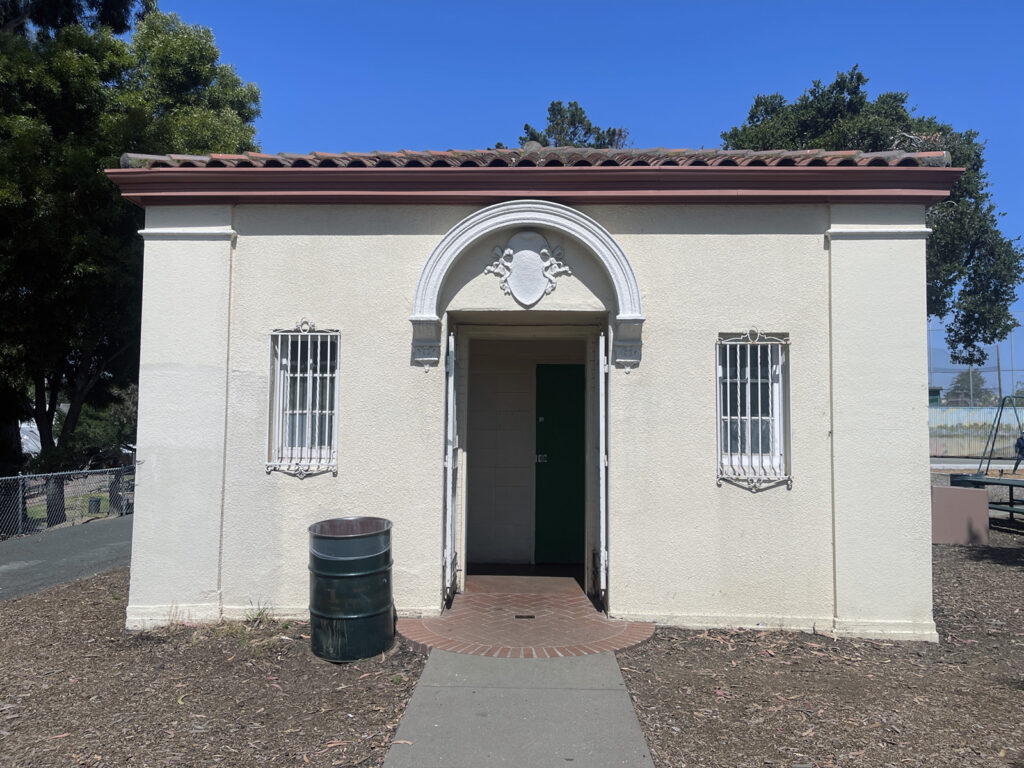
120,147 -> 952,170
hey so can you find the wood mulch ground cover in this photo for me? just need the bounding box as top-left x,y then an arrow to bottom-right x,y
3,530 -> 1022,768
0,567 -> 425,767
618,528 -> 1024,768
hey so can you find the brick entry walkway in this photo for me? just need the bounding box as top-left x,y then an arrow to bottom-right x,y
397,575 -> 654,658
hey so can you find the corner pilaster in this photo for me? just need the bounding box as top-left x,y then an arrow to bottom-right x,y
125,206 -> 235,629
826,205 -> 937,641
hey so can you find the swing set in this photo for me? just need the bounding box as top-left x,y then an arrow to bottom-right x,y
951,395 -> 1024,520
977,395 -> 1024,474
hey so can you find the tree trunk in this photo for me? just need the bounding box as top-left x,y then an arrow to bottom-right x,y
108,465 -> 125,516
0,382 -> 24,472
0,477 -> 25,537
45,475 -> 66,527
32,373 -> 56,456
0,413 -> 22,472
0,383 -> 26,535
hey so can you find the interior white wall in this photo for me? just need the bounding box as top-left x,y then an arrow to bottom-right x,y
466,339 -> 586,564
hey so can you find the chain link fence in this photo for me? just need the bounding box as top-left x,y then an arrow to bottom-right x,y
0,466 -> 135,539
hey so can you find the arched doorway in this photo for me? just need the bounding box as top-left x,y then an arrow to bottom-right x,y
409,200 -> 643,608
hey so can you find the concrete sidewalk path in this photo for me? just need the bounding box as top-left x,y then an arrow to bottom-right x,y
382,649 -> 655,768
0,515 -> 132,601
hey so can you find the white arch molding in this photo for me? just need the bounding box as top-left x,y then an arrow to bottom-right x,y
409,199 -> 645,367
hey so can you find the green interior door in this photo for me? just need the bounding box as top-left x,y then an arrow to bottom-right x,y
535,364 -> 585,564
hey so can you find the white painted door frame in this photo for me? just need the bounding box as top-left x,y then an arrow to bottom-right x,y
446,319 -> 607,599
442,331 -> 458,606
597,331 -> 609,607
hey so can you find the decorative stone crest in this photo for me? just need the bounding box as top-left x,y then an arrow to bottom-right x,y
484,231 -> 571,307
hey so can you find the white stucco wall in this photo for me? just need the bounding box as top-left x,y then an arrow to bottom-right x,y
126,199 -> 936,641
593,205 -> 836,631
219,205 -> 476,622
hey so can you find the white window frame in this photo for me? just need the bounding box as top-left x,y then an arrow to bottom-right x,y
266,320 -> 340,478
716,330 -> 792,491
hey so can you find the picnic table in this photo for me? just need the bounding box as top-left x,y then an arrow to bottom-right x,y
950,474 -> 1024,520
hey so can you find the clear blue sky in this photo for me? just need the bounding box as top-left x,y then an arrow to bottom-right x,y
161,0 -> 1023,389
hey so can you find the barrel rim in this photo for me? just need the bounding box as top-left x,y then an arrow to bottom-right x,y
308,516 -> 393,538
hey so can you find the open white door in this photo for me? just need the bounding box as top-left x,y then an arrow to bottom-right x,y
442,332 -> 458,606
597,331 -> 609,607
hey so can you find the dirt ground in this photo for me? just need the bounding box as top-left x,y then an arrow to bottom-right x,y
2,531 -> 1022,768
618,529 -> 1024,768
0,568 -> 425,767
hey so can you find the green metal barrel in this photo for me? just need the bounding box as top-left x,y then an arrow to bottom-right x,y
308,517 -> 394,662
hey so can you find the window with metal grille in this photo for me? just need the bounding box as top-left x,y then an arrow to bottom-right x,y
267,322 -> 339,477
716,330 -> 791,490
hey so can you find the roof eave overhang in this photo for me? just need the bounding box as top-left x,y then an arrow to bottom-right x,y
105,165 -> 963,207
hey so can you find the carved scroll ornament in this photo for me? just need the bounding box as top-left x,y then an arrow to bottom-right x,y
484,231 -> 571,307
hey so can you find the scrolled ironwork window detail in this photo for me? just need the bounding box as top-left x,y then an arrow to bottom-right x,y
267,321 -> 339,478
716,329 -> 792,491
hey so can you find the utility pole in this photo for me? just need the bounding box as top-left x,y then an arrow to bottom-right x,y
1012,329 -> 1016,396
998,344 -> 1003,400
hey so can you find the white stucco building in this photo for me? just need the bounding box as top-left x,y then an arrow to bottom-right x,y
108,145 -> 960,641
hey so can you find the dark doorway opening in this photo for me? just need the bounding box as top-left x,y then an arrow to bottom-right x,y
465,343 -> 587,592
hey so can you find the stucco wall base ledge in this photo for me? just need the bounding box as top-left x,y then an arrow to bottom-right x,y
396,606 -> 442,620
610,612 -> 937,642
831,618 -> 938,643
126,603 -> 445,630
221,605 -> 444,621
609,611 -> 836,636
124,603 -> 221,631
221,604 -> 309,623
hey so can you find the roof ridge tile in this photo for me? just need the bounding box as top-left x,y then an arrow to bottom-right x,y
118,146 -> 953,170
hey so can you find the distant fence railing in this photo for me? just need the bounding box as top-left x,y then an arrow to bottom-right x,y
930,407 -> 1022,458
0,466 -> 135,539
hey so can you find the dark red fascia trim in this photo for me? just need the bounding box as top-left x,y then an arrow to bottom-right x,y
105,165 -> 963,207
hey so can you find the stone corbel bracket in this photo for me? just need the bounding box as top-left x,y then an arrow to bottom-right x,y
612,316 -> 644,370
410,315 -> 443,368
409,199 -> 644,369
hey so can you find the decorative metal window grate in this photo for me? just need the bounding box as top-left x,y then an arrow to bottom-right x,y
267,321 -> 339,478
716,330 -> 791,491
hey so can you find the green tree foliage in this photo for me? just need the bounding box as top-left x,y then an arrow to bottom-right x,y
722,66 -> 1022,366
0,23 -> 136,473
0,0 -> 135,35
0,5 -> 259,475
943,369 -> 996,406
38,384 -> 137,469
520,100 -> 629,149
118,10 -> 259,153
